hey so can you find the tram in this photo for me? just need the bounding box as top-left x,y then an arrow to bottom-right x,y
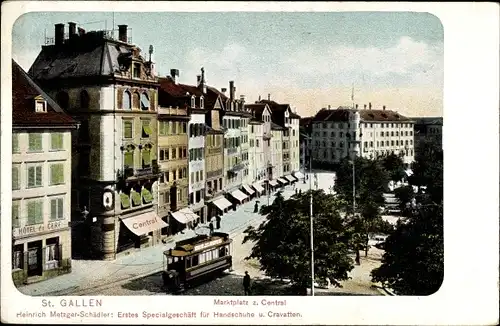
162,232 -> 233,292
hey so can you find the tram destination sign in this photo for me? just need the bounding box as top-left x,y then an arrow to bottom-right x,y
194,238 -> 223,252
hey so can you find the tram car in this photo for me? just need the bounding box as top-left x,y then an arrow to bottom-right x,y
162,232 -> 233,292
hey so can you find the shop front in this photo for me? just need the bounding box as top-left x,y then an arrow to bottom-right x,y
252,182 -> 265,197
208,196 -> 233,219
228,189 -> 249,207
277,177 -> 289,187
241,184 -> 255,199
169,208 -> 200,234
117,211 -> 167,253
285,174 -> 297,183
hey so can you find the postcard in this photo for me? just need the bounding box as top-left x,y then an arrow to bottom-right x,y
1,1 -> 499,325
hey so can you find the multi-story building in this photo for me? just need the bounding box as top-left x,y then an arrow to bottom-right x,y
29,23 -> 165,260
271,123 -> 285,181
412,116 -> 443,159
258,98 -> 300,182
311,103 -> 415,165
299,117 -> 313,171
246,103 -> 273,192
157,73 -> 190,236
11,60 -> 78,285
203,85 -> 231,220
156,69 -> 206,226
221,82 -> 249,206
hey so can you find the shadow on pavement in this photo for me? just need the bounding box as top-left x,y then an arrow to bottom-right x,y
118,271 -> 380,296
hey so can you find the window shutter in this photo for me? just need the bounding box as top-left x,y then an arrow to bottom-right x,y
12,134 -> 19,153
28,202 -> 35,224
28,167 -> 34,187
51,165 -> 57,185
51,199 -> 57,220
12,166 -> 19,190
142,150 -> 151,165
36,201 -> 43,224
36,166 -> 42,186
58,198 -> 63,219
124,151 -> 134,167
12,202 -> 20,227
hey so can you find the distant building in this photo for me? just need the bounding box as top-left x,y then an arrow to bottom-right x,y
412,117 -> 443,158
29,23 -> 164,260
11,60 -> 78,285
311,104 -> 415,165
246,103 -> 274,183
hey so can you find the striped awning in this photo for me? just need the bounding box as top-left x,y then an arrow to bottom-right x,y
242,184 -> 255,195
212,197 -> 233,211
269,180 -> 279,187
252,182 -> 265,193
285,175 -> 296,182
170,208 -> 199,224
230,190 -> 248,202
294,171 -> 305,179
277,178 -> 288,185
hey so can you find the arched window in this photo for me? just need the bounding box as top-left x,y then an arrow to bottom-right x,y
56,91 -> 69,110
133,92 -> 140,109
191,96 -> 196,108
123,91 -> 131,110
80,90 -> 90,109
140,92 -> 150,110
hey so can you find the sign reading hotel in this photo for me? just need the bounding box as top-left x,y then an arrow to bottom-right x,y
13,220 -> 67,238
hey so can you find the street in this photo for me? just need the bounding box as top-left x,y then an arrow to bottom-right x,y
18,172 -> 383,297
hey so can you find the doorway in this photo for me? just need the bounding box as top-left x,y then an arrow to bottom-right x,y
27,240 -> 43,277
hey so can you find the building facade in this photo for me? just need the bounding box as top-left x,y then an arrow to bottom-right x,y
289,112 -> 301,173
12,60 -> 78,285
29,23 -> 165,261
157,74 -> 190,236
311,104 -> 415,165
412,117 -> 443,159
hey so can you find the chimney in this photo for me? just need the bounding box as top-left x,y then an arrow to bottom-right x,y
369,102 -> 372,110
364,104 -> 367,110
258,95 -> 261,101
78,27 -> 86,36
229,81 -> 235,102
328,105 -> 331,109
200,67 -> 206,94
55,23 -> 65,46
221,88 -> 227,95
268,94 -> 271,101
383,105 -> 386,111
197,75 -> 202,86
118,25 -> 128,42
68,22 -> 77,38
170,69 -> 179,84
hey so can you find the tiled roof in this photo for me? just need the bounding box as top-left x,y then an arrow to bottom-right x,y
158,77 -> 221,110
244,103 -> 267,121
257,99 -> 291,126
289,112 -> 301,119
12,60 -> 76,127
411,117 -> 443,125
271,122 -> 286,130
312,107 -> 411,122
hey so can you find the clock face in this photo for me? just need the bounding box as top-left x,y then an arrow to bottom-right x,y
103,190 -> 114,211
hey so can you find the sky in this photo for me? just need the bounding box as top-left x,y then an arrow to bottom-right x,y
12,11 -> 443,118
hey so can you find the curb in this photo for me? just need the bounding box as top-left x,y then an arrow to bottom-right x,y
372,284 -> 396,296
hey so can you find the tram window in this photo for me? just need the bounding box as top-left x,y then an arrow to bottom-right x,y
219,246 -> 227,257
168,257 -> 174,264
213,249 -> 219,259
186,257 -> 192,268
192,255 -> 199,267
199,253 -> 205,264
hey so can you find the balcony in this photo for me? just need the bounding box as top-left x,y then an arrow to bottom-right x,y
207,169 -> 223,179
158,107 -> 187,116
117,163 -> 160,182
208,147 -> 222,155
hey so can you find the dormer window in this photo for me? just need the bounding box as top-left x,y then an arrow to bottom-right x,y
35,99 -> 47,113
133,62 -> 141,78
191,96 -> 196,109
200,96 -> 204,109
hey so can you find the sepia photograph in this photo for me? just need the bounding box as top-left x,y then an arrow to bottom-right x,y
1,2 -> 498,325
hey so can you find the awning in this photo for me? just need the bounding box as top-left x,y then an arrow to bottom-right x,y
242,184 -> 255,195
230,190 -> 248,202
212,197 -> 233,211
120,211 -> 167,236
294,172 -> 305,179
269,180 -> 279,187
252,182 -> 265,193
170,208 -> 200,224
277,178 -> 288,185
285,175 -> 296,182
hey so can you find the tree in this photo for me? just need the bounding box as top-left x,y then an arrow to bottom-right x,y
394,185 -> 415,213
242,190 -> 355,294
371,202 -> 443,295
371,139 -> 444,295
381,153 -> 407,182
334,156 -> 390,258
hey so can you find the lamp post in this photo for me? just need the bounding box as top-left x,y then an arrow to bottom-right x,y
304,133 -> 315,296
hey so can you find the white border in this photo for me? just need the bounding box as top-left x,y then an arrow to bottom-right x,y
1,2 -> 499,325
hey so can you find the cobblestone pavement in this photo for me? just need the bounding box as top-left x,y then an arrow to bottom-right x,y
17,172 -> 383,297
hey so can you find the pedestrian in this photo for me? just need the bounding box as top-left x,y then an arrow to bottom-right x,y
254,201 -> 259,213
299,189 -> 302,194
295,188 -> 298,195
243,271 -> 251,295
215,215 -> 221,229
209,221 -> 214,235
